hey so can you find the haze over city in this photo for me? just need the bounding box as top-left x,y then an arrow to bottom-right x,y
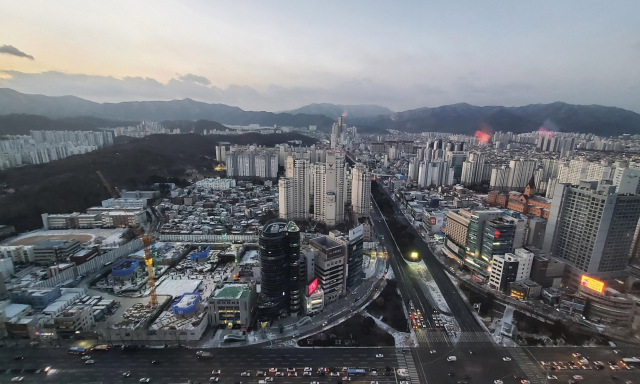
1,0 -> 640,112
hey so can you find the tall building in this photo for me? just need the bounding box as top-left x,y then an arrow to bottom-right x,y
543,181 -> 640,286
506,159 -> 537,191
314,150 -> 346,227
309,235 -> 347,303
477,217 -> 516,277
257,220 -> 302,322
279,157 -> 310,221
347,225 -> 365,290
351,163 -> 371,219
489,249 -> 534,292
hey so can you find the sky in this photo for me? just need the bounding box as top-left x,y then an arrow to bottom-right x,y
1,0 -> 639,113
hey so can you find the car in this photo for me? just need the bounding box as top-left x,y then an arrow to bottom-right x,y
558,366 -> 567,370
573,375 -> 583,380
376,354 -> 384,358
123,372 -> 131,377
322,321 -> 328,326
256,371 -> 265,377
241,371 -> 250,377
81,355 -> 92,360
209,378 -> 219,382
305,367 -> 313,372
276,372 -> 284,377
303,372 -> 312,377
330,372 -> 339,377
287,368 -> 296,373
85,360 -> 95,364
11,378 -> 24,383
43,367 -> 51,373
342,377 -> 352,381
310,382 -> 320,384
570,365 -> 580,370
196,350 -> 205,356
521,381 -> 531,384
610,365 -> 621,370
371,382 -> 379,384
582,366 -> 592,370
139,379 -> 151,383
268,368 -> 277,373
547,375 -> 557,380
430,350 -> 436,354
540,361 -> 550,366
572,353 -> 582,358
265,378 -> 274,383
503,357 -> 512,362
13,356 -> 25,360
211,370 -> 221,375
494,381 -> 503,384
151,360 -> 160,364
289,372 -> 298,377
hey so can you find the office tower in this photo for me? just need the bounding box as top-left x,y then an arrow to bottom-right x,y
313,151 -> 346,227
309,235 -> 347,303
507,159 -> 537,191
279,156 -> 310,221
543,181 -> 640,285
257,220 -> 301,321
347,225 -> 365,290
478,217 -> 516,277
351,163 -> 371,219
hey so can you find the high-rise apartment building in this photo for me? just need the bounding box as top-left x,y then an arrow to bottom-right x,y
257,220 -> 302,322
543,181 -> 640,286
279,157 -> 310,221
314,150 -> 346,227
351,163 -> 371,219
347,225 -> 365,290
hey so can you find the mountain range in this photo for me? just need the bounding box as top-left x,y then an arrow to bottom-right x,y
285,103 -> 393,119
351,102 -> 640,136
0,88 -> 335,129
2,88 -> 640,136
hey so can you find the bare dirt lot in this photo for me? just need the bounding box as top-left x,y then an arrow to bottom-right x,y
8,234 -> 94,245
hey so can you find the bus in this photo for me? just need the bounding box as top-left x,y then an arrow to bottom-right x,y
622,357 -> 640,365
347,368 -> 366,376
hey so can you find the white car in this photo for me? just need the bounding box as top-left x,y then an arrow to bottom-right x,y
85,360 -> 95,364
209,378 -> 219,382
547,375 -> 557,380
81,355 -> 92,360
269,368 -> 277,373
123,372 -> 131,377
211,370 -> 221,375
371,382 -> 379,384
503,357 -> 512,362
139,379 -> 151,383
376,354 -> 384,358
11,378 -> 24,383
494,381 -> 503,384
265,377 -> 274,382
430,350 -> 436,354
304,367 -> 313,372
573,376 -> 583,380
303,372 -> 312,377
240,371 -> 250,377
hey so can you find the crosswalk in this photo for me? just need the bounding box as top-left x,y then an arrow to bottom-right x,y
508,347 -> 546,384
395,349 -> 421,384
416,329 -> 493,344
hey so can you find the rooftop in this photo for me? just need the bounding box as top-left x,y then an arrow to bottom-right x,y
212,284 -> 251,300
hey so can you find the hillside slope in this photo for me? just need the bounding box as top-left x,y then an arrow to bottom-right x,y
0,132 -> 316,231
286,103 -> 393,119
0,114 -> 138,135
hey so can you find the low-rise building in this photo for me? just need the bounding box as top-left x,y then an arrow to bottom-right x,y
208,284 -> 254,328
33,239 -> 82,265
10,287 -> 62,308
0,245 -> 35,264
578,285 -> 636,328
54,305 -> 95,337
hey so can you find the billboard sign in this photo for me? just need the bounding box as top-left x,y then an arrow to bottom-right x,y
580,275 -> 604,293
308,278 -> 318,296
349,224 -> 364,240
429,217 -> 437,226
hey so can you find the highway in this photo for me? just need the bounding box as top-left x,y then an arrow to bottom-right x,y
370,181 -> 484,334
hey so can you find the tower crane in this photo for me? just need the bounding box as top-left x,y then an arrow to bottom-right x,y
96,170 -> 120,198
142,226 -> 158,307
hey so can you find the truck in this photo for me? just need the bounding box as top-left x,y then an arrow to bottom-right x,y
347,368 -> 366,376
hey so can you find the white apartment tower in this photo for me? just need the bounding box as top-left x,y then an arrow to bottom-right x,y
351,163 -> 371,219
314,151 -> 346,227
279,156 -> 310,221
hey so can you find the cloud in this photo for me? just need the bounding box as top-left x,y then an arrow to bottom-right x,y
178,73 -> 210,85
0,45 -> 34,60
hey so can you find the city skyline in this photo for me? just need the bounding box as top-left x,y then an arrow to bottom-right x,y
1,1 -> 640,112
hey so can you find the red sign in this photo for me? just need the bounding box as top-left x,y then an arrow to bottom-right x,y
494,231 -> 501,238
308,278 -> 318,296
429,217 -> 437,225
